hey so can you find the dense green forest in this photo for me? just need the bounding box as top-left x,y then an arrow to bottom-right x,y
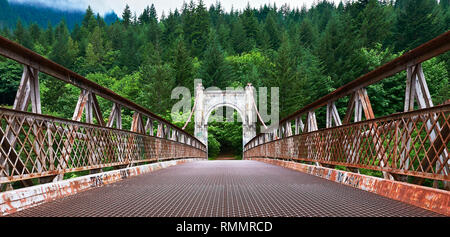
0,0 -> 449,157
0,0 -> 119,29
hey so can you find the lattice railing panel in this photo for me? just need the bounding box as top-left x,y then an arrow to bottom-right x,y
245,105 -> 449,181
0,108 -> 206,184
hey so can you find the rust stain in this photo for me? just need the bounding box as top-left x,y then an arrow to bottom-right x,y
251,158 -> 450,216
1,158 -> 200,216
3,196 -> 15,214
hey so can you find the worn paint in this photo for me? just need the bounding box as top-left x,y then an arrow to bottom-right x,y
0,158 -> 201,216
249,158 -> 450,216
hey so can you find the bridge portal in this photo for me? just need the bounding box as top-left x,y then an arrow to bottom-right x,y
194,83 -> 257,150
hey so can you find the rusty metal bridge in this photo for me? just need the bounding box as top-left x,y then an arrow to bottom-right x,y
0,31 -> 449,217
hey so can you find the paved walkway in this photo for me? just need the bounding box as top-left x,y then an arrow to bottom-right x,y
215,153 -> 237,160
7,160 -> 443,217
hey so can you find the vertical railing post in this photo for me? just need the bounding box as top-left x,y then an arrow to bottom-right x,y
403,63 -> 449,188
2,66 -> 43,188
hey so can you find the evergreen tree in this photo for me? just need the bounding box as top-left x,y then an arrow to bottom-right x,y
200,29 -> 234,88
310,0 -> 336,32
147,25 -> 162,46
44,20 -> 78,117
182,1 -> 196,55
297,18 -> 317,49
122,4 -> 132,27
82,6 -> 97,32
139,6 -> 151,24
230,19 -> 250,54
85,42 -> 100,71
146,8 -> 162,46
139,63 -> 176,115
49,21 -> 76,68
316,13 -> 360,87
240,4 -> 259,51
263,11 -> 280,50
256,22 -> 271,51
108,22 -> 124,50
96,13 -> 106,28
395,0 -> 445,50
316,15 -> 341,83
14,20 -> 32,49
89,26 -> 105,56
270,33 -> 298,116
29,23 -> 41,45
217,22 -> 231,53
149,4 -> 158,24
192,0 -> 210,58
356,0 -> 392,48
162,10 -> 182,51
299,48 -> 333,104
119,29 -> 140,71
43,21 -> 54,48
172,37 -> 195,90
132,12 -> 138,25
440,0 -> 450,9
83,26 -> 104,73
1,0 -> 448,132
1,1 -> 449,155
0,26 -> 10,38
71,23 -> 82,42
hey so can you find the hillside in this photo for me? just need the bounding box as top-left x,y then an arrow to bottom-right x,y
0,0 -> 118,29
0,0 -> 448,157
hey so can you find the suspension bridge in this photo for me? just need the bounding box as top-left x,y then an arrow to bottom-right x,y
0,31 -> 448,217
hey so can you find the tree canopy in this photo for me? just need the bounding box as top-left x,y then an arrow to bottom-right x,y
0,0 -> 448,158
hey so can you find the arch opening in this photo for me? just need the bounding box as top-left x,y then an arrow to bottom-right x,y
206,106 -> 244,160
204,103 -> 245,125
193,82 -> 256,158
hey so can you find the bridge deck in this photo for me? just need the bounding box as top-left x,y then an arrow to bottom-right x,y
7,160 -> 442,217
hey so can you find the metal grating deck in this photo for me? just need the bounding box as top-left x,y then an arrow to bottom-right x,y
7,160 -> 443,217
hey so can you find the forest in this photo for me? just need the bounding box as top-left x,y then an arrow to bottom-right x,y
0,0 -> 449,158
0,0 -> 119,29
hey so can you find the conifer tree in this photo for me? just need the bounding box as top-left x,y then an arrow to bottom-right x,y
263,11 -> 280,50
82,6 -> 94,26
29,23 -> 41,45
149,4 -> 158,24
139,6 -> 151,24
271,33 -> 297,116
162,10 -> 182,53
298,18 -> 317,49
356,0 -> 392,48
240,4 -> 258,51
139,57 -> 176,115
192,0 -> 210,58
122,4 -> 132,27
172,37 -> 195,90
50,21 -> 75,68
14,20 -> 32,49
1,0 -> 448,127
230,19 -> 250,54
200,29 -> 234,88
146,5 -> 161,46
395,0 -> 445,50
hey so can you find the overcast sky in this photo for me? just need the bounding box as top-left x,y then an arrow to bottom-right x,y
9,0 -> 344,16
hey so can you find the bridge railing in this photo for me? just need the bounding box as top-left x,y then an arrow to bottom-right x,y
0,108 -> 206,184
0,35 -> 207,189
245,104 -> 449,181
244,31 -> 450,189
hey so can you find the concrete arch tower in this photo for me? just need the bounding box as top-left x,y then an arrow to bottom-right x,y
194,82 -> 257,150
